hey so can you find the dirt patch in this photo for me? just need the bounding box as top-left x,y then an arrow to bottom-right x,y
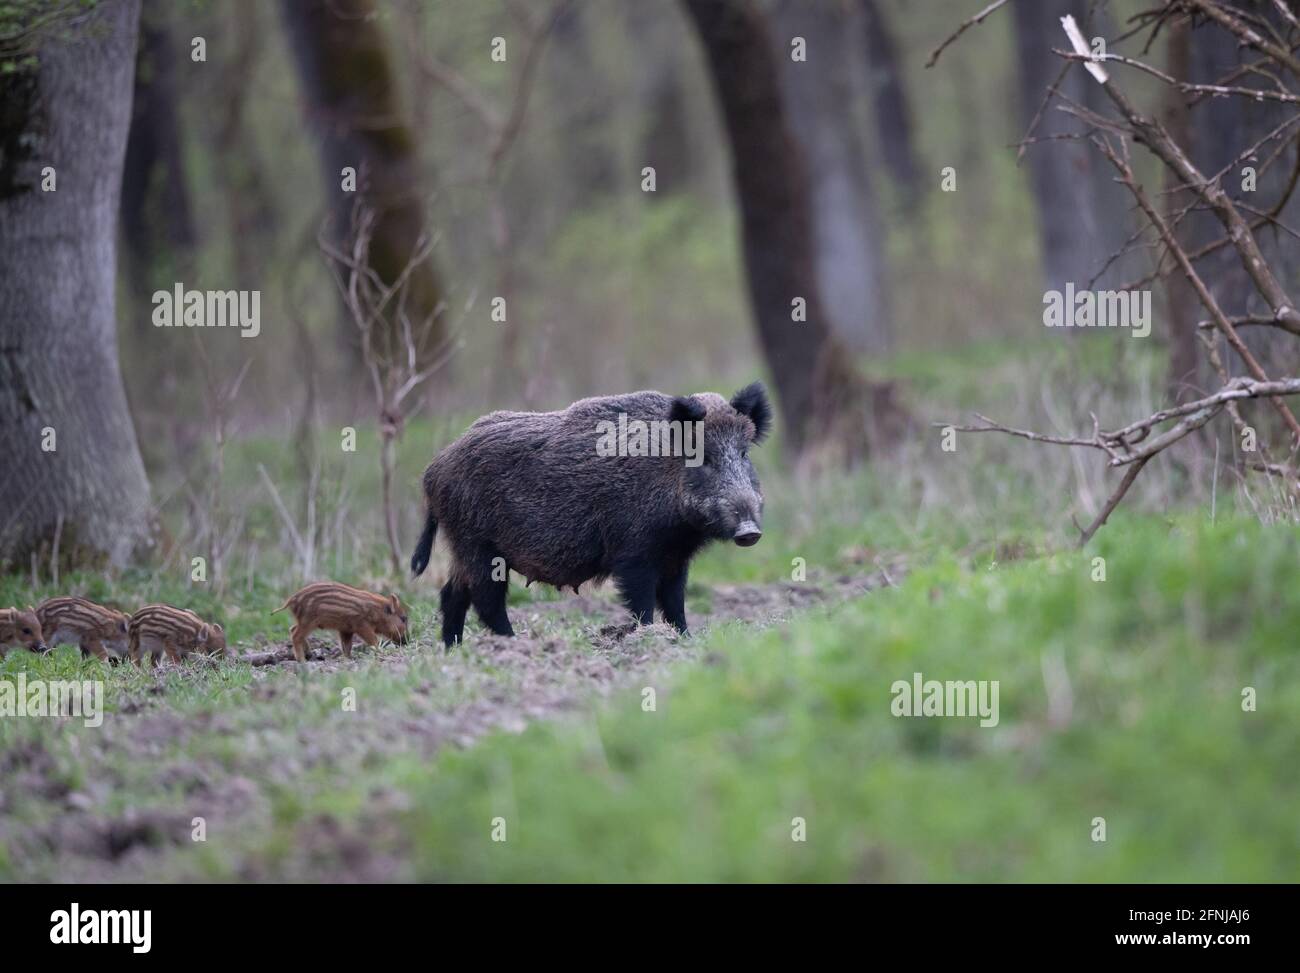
1,573 -> 889,881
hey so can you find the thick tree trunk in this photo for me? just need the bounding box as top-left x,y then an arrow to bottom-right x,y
857,0 -> 921,206
680,0 -> 870,455
280,0 -> 444,369
770,0 -> 890,355
0,0 -> 150,569
1012,0 -> 1134,294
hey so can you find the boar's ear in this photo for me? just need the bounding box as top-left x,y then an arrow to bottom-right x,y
730,381 -> 772,443
669,395 -> 706,425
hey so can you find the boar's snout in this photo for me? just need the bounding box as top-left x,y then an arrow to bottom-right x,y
733,520 -> 762,547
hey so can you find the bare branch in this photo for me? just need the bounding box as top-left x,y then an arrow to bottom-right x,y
925,0 -> 1009,69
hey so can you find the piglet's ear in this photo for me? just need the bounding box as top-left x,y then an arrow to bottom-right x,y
730,381 -> 772,443
119,620 -> 129,635
669,395 -> 706,425
197,625 -> 210,644
386,594 -> 399,614
212,623 -> 224,636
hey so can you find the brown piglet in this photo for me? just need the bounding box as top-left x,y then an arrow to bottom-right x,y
0,606 -> 46,656
36,596 -> 131,662
272,582 -> 409,662
129,605 -> 227,666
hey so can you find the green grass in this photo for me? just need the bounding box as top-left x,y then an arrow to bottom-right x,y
2,513 -> 1293,881
395,514 -> 1298,882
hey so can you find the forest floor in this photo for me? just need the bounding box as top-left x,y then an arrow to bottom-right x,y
3,341 -> 1297,882
3,514 -> 1297,882
0,570 -> 892,881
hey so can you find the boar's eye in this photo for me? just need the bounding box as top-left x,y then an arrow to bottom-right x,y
21,628 -> 31,635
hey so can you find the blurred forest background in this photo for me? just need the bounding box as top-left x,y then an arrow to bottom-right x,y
3,0 -> 1299,581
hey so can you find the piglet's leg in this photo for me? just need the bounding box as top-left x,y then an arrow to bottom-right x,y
134,635 -> 162,668
82,639 -> 110,662
356,625 -> 379,650
290,623 -> 310,663
338,631 -> 354,659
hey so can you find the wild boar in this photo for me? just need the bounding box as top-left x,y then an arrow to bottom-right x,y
0,606 -> 46,656
36,596 -> 131,662
128,605 -> 226,666
272,582 -> 410,662
411,381 -> 771,646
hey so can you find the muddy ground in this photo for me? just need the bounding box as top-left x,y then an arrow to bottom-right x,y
1,572 -> 890,881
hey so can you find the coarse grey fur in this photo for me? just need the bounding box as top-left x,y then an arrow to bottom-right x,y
412,382 -> 772,646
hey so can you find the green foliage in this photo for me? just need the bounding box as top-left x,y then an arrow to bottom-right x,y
398,515 -> 1298,881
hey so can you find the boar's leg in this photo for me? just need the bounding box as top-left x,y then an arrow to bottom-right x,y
656,567 -> 690,635
440,580 -> 471,648
614,561 -> 657,626
469,576 -> 514,638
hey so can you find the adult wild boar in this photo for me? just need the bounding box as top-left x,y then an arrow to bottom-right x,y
411,382 -> 772,646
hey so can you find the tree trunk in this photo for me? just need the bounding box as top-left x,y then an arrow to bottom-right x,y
629,0 -> 694,199
210,0 -> 278,289
1163,15 -> 1199,400
1184,7 -> 1299,377
770,0 -> 890,355
280,0 -> 444,371
120,0 -> 196,299
858,0 -> 921,206
552,3 -> 619,201
1012,0 -> 1134,294
0,0 -> 151,570
680,0 -> 870,455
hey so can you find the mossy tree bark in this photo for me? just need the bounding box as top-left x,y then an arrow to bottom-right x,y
0,0 -> 151,570
771,0 -> 891,355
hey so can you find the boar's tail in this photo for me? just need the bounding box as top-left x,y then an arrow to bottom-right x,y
411,508 -> 438,577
